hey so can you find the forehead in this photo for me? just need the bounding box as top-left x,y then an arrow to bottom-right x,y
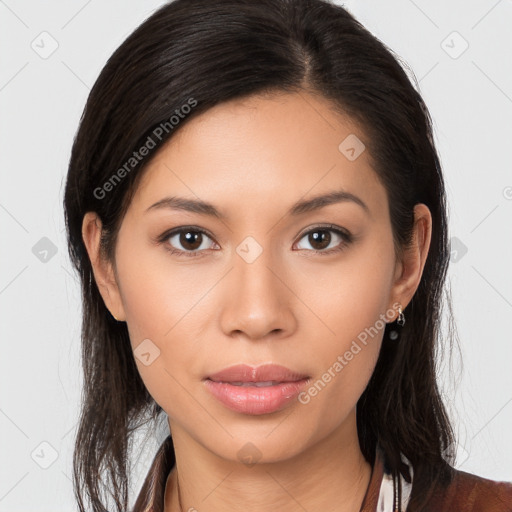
128,91 -> 386,221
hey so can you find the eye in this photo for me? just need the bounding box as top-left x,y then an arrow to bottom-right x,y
158,226 -> 218,258
294,225 -> 353,255
157,224 -> 353,258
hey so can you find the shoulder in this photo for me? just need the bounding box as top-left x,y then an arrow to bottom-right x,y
423,467 -> 512,512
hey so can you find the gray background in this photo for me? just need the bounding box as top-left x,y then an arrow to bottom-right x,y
1,0 -> 511,510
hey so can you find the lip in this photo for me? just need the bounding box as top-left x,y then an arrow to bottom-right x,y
204,364 -> 310,415
206,363 -> 309,383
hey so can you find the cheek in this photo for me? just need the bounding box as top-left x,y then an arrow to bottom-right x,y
113,237 -> 202,408
115,230 -> 209,344
297,312 -> 383,429
295,233 -> 395,345
296,237 -> 394,414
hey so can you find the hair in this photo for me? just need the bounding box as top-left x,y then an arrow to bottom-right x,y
63,0 -> 458,510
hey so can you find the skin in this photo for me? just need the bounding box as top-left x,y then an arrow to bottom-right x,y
82,90 -> 431,512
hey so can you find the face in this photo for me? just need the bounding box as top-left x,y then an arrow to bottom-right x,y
84,90 -> 430,464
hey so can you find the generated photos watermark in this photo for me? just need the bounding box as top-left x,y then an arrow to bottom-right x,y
93,97 -> 198,200
298,302 -> 400,404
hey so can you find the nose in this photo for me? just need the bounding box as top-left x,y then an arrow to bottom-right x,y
218,242 -> 297,342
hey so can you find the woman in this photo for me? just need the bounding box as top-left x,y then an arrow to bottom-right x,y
63,0 -> 512,510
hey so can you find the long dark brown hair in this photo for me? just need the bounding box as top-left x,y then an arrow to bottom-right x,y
63,0 -> 458,510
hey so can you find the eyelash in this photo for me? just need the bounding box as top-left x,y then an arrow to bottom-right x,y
156,224 -> 353,258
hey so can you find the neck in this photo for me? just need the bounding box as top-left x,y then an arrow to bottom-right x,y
164,409 -> 372,512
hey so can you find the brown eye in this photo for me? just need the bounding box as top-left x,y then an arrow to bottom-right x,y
161,227 -> 217,257
307,230 -> 332,250
176,230 -> 204,251
295,226 -> 352,255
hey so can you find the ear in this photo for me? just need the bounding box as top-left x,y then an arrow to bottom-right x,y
388,203 -> 432,319
81,212 -> 126,322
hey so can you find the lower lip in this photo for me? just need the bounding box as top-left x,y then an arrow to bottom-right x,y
204,378 -> 310,415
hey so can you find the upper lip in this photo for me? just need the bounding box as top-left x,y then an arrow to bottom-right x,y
206,364 -> 309,383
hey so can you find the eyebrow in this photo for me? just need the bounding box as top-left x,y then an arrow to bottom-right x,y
145,188 -> 370,219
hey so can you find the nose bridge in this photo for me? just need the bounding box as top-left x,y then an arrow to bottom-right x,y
218,233 -> 294,339
237,239 -> 278,291
234,234 -> 284,306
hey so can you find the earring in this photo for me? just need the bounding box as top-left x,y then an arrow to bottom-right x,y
389,304 -> 405,340
397,305 -> 405,326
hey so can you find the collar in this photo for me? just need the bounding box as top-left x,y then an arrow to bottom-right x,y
131,435 -> 412,512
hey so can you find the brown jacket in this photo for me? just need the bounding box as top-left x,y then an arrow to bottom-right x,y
132,435 -> 512,512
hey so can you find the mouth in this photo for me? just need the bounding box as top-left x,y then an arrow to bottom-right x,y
203,364 -> 311,415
